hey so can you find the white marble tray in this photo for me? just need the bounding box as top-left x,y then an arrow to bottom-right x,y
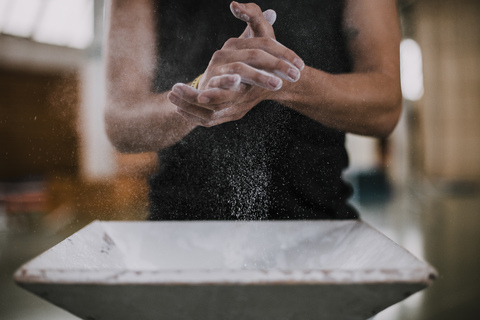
15,220 -> 436,320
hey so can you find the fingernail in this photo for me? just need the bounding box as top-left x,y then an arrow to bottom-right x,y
172,85 -> 184,95
169,93 -> 179,104
287,68 -> 300,82
293,58 -> 305,71
230,74 -> 241,86
269,77 -> 282,90
198,96 -> 210,104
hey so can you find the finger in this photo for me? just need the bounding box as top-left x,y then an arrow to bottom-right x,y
198,76 -> 249,109
176,100 -> 236,127
197,87 -> 248,109
222,37 -> 305,71
206,74 -> 242,90
171,80 -> 243,112
230,2 -> 274,38
170,85 -> 235,120
216,48 -> 301,82
238,9 -> 276,39
171,83 -> 201,105
217,61 -> 282,90
170,91 -> 216,119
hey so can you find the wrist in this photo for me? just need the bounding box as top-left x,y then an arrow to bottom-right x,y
271,77 -> 297,105
272,66 -> 315,105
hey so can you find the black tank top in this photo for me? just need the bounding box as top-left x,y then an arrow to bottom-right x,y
149,0 -> 358,220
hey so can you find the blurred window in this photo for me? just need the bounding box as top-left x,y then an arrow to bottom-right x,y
0,0 -> 93,49
400,38 -> 424,101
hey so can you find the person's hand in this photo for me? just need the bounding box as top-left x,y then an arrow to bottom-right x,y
168,2 -> 304,127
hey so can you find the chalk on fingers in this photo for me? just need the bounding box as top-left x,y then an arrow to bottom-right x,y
230,1 -> 250,22
263,9 -> 276,25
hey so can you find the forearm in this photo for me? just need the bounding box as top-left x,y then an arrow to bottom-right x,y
105,92 -> 196,153
272,0 -> 402,138
169,0 -> 402,136
104,0 -> 196,153
273,66 -> 402,137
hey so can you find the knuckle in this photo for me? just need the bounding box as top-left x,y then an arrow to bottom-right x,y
256,37 -> 270,47
209,76 -> 222,88
262,37 -> 272,45
274,59 -> 286,70
212,50 -> 224,61
284,49 -> 297,64
203,113 -> 214,121
229,62 -> 244,74
223,37 -> 238,49
245,49 -> 260,62
248,3 -> 262,14
207,79 -> 218,89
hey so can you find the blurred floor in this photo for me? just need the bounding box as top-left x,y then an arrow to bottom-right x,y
359,182 -> 480,320
0,216 -> 87,320
1,182 -> 480,320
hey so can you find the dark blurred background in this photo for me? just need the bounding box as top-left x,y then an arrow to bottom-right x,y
1,0 -> 479,319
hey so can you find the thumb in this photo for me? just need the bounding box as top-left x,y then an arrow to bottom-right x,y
230,2 -> 276,38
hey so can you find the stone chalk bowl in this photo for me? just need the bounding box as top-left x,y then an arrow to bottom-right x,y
15,220 -> 436,320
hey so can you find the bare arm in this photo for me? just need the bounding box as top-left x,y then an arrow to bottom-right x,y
104,1 -> 295,151
104,0 -> 196,153
274,0 -> 402,137
172,0 -> 402,137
